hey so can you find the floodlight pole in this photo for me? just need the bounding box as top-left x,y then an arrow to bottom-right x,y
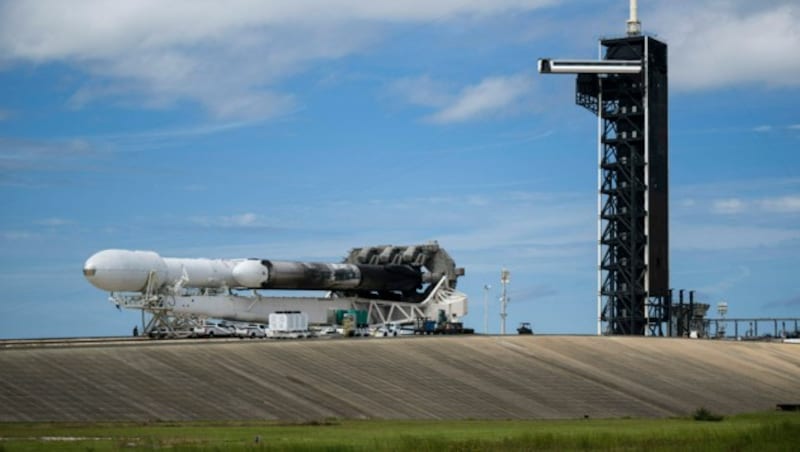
500,268 -> 510,335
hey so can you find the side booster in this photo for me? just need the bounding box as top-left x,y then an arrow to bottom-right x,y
83,249 -> 421,295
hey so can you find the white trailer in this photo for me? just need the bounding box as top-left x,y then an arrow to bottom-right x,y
267,311 -> 310,339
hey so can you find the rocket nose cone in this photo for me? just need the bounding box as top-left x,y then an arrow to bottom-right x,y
82,262 -> 96,277
83,252 -> 106,290
82,249 -> 167,293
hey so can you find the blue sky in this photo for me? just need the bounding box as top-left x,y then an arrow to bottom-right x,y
1,0 -> 798,338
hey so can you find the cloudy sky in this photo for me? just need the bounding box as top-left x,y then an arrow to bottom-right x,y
1,0 -> 798,338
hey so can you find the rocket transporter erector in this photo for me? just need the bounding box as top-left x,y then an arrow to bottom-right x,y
83,249 -> 422,296
82,244 -> 467,332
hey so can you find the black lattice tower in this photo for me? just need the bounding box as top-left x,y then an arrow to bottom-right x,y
538,9 -> 669,335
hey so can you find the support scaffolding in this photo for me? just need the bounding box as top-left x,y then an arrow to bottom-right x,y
540,34 -> 669,336
111,275 -> 467,336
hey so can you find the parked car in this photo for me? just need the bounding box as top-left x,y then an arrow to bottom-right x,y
191,321 -> 233,338
316,325 -> 339,336
220,322 -> 249,338
373,322 -> 413,337
147,327 -> 192,339
242,324 -> 267,338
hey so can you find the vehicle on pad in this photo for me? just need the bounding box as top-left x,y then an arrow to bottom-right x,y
374,322 -> 413,337
191,322 -> 233,338
316,325 -> 339,336
220,322 -> 249,338
242,324 -> 267,338
147,327 -> 192,339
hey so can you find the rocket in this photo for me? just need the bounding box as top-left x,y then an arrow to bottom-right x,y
83,249 -> 422,295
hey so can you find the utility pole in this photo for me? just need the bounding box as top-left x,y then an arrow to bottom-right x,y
500,268 -> 510,335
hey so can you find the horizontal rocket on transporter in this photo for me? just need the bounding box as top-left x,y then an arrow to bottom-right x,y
83,249 -> 423,295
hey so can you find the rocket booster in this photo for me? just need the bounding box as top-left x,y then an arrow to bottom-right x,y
82,249 -> 421,294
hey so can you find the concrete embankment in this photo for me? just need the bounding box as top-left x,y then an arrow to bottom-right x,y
1,335 -> 798,421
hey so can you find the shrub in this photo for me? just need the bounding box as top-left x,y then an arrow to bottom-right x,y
693,407 -> 724,422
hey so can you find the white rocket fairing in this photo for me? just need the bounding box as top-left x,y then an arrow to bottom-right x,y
83,249 -> 241,292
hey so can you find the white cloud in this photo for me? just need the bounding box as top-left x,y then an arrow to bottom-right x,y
35,218 -> 73,227
696,266 -> 751,295
388,75 -> 453,109
759,195 -> 800,213
190,212 -> 263,228
652,1 -> 800,90
0,137 -> 103,172
176,189 -> 596,271
387,72 -> 539,124
674,186 -> 800,250
1,231 -> 38,240
750,124 -> 800,133
706,194 -> 800,215
673,224 -> 800,251
0,0 -> 556,120
230,213 -> 258,227
427,74 -> 534,124
712,198 -> 746,214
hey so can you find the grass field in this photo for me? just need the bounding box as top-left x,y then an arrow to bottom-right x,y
0,411 -> 798,451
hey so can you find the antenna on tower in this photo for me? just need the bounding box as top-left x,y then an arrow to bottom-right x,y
627,0 -> 642,36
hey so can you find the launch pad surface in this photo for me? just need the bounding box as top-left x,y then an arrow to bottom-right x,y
1,336 -> 798,422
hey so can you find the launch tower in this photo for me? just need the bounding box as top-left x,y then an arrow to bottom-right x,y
539,1 -> 669,335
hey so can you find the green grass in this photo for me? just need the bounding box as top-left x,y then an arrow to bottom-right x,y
0,412 -> 798,451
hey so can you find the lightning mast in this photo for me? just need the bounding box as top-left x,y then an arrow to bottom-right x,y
626,0 -> 642,36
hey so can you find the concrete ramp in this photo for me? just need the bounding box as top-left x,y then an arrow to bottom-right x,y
1,336 -> 798,421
